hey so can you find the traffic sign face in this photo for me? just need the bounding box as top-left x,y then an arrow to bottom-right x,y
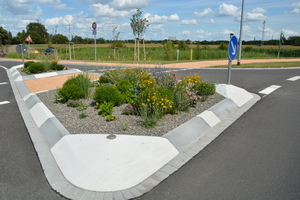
92,22 -> 97,29
16,44 -> 27,54
228,36 -> 238,60
25,35 -> 33,42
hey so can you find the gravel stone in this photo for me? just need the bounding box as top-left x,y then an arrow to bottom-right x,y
37,90 -> 224,137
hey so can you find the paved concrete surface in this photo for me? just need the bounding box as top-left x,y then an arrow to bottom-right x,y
3,58 -> 265,199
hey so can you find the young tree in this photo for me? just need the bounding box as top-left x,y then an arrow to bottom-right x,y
130,8 -> 150,61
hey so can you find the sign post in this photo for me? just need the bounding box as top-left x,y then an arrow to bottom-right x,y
227,34 -> 238,84
92,22 -> 97,61
25,35 -> 33,59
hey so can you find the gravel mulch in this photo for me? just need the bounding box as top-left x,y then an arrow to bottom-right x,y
36,90 -> 224,137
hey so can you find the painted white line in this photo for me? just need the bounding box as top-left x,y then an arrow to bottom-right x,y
0,82 -> 8,85
287,76 -> 300,81
259,85 -> 281,95
0,101 -> 10,105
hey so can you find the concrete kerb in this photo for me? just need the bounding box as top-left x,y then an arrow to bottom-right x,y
7,64 -> 260,200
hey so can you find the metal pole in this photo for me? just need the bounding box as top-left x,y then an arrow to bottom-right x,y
237,0 -> 245,65
227,33 -> 234,85
94,35 -> 96,61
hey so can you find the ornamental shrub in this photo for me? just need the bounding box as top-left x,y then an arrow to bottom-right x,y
193,82 -> 216,98
58,83 -> 85,103
55,64 -> 65,70
98,102 -> 114,116
115,80 -> 133,103
58,75 -> 90,102
98,69 -> 123,84
93,86 -> 124,106
28,62 -> 45,73
24,61 -> 35,69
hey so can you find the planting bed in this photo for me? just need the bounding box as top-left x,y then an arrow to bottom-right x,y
37,90 -> 224,136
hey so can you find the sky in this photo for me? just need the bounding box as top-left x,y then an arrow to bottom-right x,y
0,0 -> 299,42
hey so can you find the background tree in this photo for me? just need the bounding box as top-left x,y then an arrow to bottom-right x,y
130,8 -> 150,61
26,22 -> 49,44
0,26 -> 10,45
178,40 -> 189,50
52,34 -> 69,44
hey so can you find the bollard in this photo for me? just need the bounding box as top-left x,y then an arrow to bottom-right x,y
190,49 -> 193,60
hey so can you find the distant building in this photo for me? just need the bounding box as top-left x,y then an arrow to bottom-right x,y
168,36 -> 177,41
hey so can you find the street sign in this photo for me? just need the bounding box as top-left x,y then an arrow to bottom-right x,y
93,29 -> 97,36
16,44 -> 27,54
92,22 -> 97,29
228,36 -> 238,61
25,35 -> 33,42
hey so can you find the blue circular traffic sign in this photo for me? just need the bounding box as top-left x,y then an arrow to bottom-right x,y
228,36 -> 238,61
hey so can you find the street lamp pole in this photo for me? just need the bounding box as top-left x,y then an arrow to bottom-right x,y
237,0 -> 245,65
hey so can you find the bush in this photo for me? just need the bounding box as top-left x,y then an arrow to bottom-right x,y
136,87 -> 174,119
193,82 -> 216,97
218,42 -> 228,50
24,61 -> 35,69
28,62 -> 45,73
93,86 -> 124,106
98,102 -> 114,116
55,64 -> 65,70
98,69 -> 123,84
58,83 -> 85,103
58,75 -> 90,102
115,80 -> 133,103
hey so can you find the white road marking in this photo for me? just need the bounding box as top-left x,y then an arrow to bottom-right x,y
259,85 -> 281,95
0,101 -> 10,105
0,82 -> 8,85
287,76 -> 300,81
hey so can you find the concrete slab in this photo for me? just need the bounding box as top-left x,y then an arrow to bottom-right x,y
51,134 -> 179,191
216,84 -> 253,107
163,117 -> 211,152
197,110 -> 221,127
30,102 -> 54,128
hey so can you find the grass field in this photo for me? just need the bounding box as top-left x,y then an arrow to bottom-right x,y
2,43 -> 300,65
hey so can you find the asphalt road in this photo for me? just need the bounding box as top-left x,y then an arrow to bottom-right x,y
1,60 -> 299,199
0,61 -> 66,200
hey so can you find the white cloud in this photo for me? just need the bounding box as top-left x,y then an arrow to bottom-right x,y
243,25 -> 251,32
144,13 -> 180,23
169,14 -> 180,21
244,12 -> 266,22
217,29 -> 233,35
182,30 -> 190,35
144,13 -> 167,23
291,1 -> 300,8
235,12 -> 266,22
251,7 -> 267,13
111,0 -> 149,9
181,19 -> 197,25
290,1 -> 300,13
194,8 -> 212,17
52,3 -> 73,10
217,3 -> 239,17
290,8 -> 300,13
283,29 -> 299,36
90,4 -> 129,17
196,29 -> 211,36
